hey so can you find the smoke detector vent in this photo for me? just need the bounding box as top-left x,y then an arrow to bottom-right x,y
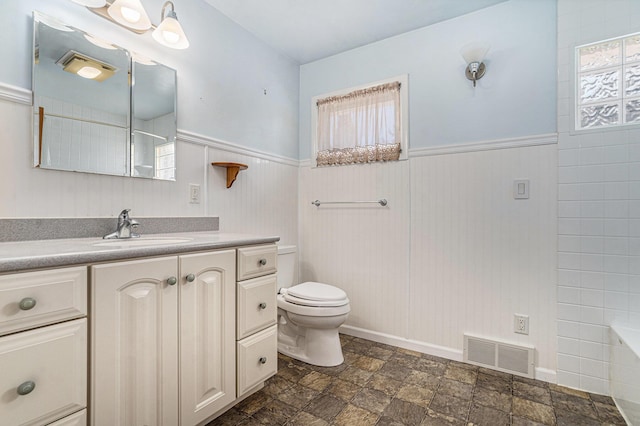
464,334 -> 534,378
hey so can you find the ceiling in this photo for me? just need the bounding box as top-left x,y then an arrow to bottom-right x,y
204,0 -> 507,64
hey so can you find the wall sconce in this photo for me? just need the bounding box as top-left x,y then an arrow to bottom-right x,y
461,43 -> 490,87
70,0 -> 190,49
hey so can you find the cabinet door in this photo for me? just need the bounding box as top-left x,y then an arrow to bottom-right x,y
91,257 -> 179,426
179,250 -> 236,426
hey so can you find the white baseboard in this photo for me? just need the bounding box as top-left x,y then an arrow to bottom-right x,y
534,367 -> 557,384
340,324 -> 557,384
339,325 -> 463,361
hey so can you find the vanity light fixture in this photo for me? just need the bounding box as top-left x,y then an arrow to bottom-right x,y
461,43 -> 490,87
74,0 -> 190,49
152,1 -> 190,49
57,50 -> 118,82
107,0 -> 152,31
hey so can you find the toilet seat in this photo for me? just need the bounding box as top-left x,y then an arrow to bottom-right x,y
282,282 -> 349,307
277,294 -> 351,317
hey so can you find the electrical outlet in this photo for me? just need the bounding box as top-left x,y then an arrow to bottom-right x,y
514,314 -> 529,335
189,184 -> 201,204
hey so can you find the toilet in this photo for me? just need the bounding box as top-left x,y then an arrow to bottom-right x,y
277,245 -> 350,367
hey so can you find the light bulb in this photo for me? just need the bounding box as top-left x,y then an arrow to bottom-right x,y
120,6 -> 141,23
77,66 -> 102,79
162,30 -> 180,44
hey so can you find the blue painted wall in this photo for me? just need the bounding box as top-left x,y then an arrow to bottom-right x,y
299,0 -> 557,160
2,0 -> 300,159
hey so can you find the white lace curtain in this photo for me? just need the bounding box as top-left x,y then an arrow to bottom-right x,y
316,81 -> 401,167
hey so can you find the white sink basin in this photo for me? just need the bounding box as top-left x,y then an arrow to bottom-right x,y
93,237 -> 192,248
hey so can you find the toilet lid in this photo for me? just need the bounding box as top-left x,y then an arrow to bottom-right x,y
283,282 -> 349,307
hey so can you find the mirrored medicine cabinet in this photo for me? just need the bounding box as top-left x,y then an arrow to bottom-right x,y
32,11 -> 177,180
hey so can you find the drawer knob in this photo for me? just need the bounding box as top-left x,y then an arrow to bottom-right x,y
17,381 -> 36,396
167,276 -> 177,286
19,297 -> 37,311
259,357 -> 267,364
186,273 -> 195,283
258,302 -> 267,310
258,258 -> 267,266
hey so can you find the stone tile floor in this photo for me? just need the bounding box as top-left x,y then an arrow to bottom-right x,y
209,334 -> 627,425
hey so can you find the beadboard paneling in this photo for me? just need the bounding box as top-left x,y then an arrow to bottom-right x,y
0,97 -> 297,252
298,161 -> 411,337
298,143 -> 558,373
409,145 -> 558,371
208,148 -> 298,246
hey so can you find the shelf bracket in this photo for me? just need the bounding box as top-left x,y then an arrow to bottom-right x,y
211,162 -> 248,188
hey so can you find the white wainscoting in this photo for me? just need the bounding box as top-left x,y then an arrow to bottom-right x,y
299,142 -> 559,378
299,160 -> 411,338
409,144 -> 558,374
0,97 -> 298,251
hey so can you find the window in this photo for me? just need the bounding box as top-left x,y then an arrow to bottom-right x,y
155,142 -> 175,180
576,33 -> 640,130
312,76 -> 408,167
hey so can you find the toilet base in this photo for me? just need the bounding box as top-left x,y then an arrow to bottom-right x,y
277,317 -> 345,367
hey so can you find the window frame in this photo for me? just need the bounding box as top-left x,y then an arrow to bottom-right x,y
573,32 -> 640,133
310,74 -> 409,167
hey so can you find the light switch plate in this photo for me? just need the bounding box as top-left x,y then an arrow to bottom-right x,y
513,179 -> 529,199
189,184 -> 201,204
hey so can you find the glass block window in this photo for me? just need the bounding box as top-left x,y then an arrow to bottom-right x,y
577,34 -> 640,130
155,142 -> 175,180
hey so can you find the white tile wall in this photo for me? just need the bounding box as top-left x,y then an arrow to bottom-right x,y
557,0 -> 640,395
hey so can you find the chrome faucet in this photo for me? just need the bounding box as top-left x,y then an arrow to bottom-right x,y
103,209 -> 140,239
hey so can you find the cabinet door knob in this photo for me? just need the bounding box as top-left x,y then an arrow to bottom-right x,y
259,357 -> 267,364
186,273 -> 195,282
17,381 -> 36,396
167,276 -> 177,286
19,297 -> 37,311
258,302 -> 267,310
258,258 -> 267,266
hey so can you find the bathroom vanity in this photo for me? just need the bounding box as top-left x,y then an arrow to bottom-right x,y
0,232 -> 278,426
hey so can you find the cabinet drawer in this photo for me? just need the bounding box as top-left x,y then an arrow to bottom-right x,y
48,409 -> 86,426
237,325 -> 277,395
0,266 -> 87,336
237,275 -> 277,339
0,319 -> 87,426
237,245 -> 277,281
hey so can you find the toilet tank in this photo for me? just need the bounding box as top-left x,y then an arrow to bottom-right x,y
277,245 -> 297,289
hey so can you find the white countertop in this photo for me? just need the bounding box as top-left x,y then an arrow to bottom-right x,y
0,232 -> 280,273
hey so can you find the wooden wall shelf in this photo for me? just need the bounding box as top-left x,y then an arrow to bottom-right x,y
211,162 -> 248,188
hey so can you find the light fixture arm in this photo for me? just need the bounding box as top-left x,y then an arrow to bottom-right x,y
160,1 -> 176,21
465,61 -> 486,87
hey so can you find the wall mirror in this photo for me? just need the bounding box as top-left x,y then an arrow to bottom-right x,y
32,11 -> 177,180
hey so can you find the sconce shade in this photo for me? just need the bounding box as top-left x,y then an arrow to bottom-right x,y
71,0 -> 106,7
152,4 -> 189,49
108,0 -> 152,31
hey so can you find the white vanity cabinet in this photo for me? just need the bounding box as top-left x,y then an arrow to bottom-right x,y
0,266 -> 88,426
236,245 -> 278,396
90,250 -> 236,426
